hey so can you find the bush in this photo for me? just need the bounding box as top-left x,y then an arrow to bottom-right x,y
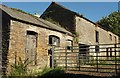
37,66 -> 65,78
9,57 -> 65,77
10,57 -> 32,76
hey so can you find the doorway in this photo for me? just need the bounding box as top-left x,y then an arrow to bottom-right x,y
79,44 -> 90,64
26,31 -> 37,65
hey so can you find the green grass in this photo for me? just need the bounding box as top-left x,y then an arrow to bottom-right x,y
11,8 -> 34,17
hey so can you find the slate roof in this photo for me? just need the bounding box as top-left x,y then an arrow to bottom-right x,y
0,4 -> 72,35
41,2 -> 96,25
41,2 -> 113,32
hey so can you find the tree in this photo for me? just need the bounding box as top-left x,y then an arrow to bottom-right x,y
97,11 -> 120,36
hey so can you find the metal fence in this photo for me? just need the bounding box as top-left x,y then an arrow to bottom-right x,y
53,43 -> 120,76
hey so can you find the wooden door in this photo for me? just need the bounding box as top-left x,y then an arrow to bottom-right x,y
26,32 -> 37,65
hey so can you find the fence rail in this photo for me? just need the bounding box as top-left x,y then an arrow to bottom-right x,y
53,43 -> 120,76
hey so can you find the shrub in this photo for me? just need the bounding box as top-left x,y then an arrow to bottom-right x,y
9,57 -> 65,77
37,66 -> 65,78
10,57 -> 32,76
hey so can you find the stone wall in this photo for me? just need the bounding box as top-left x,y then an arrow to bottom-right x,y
75,15 -> 119,59
75,15 -> 119,45
2,11 -> 11,74
7,19 -> 73,72
40,2 -> 76,33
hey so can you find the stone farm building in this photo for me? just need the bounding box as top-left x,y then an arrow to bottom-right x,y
41,2 -> 119,45
1,2 -> 119,74
40,2 -> 120,68
1,4 -> 73,73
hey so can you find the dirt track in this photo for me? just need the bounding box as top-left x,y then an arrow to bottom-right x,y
65,71 -> 119,78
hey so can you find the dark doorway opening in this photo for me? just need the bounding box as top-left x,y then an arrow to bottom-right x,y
48,49 -> 52,67
79,44 -> 90,64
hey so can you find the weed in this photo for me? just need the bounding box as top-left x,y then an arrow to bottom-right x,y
10,57 -> 32,76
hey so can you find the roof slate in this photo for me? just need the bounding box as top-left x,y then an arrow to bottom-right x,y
0,4 -> 72,35
43,2 -> 96,25
41,2 -> 112,33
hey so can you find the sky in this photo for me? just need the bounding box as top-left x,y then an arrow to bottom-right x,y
2,2 -> 119,22
1,0 -> 120,2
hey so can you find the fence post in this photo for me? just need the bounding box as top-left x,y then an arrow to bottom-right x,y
114,44 -> 117,74
96,46 -> 98,72
52,46 -> 55,68
106,48 -> 109,60
78,52 -> 80,71
65,47 -> 67,70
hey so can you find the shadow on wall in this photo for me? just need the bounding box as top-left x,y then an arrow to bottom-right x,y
2,10 -> 11,75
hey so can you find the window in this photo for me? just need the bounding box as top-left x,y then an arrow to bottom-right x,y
66,39 -> 73,50
49,35 -> 60,46
95,31 -> 99,43
109,34 -> 112,41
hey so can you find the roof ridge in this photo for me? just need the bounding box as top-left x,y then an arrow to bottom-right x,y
49,2 -> 96,25
1,4 -> 72,35
51,2 -> 77,14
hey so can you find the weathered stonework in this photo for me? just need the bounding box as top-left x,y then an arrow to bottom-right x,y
40,2 -> 76,33
1,3 -> 74,73
1,3 -> 120,75
6,19 -> 73,73
75,15 -> 119,45
41,2 -> 119,45
75,15 -> 119,58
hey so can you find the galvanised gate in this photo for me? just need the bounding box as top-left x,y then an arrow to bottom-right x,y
52,43 -> 120,76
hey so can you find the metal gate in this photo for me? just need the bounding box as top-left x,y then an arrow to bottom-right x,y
53,43 -> 120,76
